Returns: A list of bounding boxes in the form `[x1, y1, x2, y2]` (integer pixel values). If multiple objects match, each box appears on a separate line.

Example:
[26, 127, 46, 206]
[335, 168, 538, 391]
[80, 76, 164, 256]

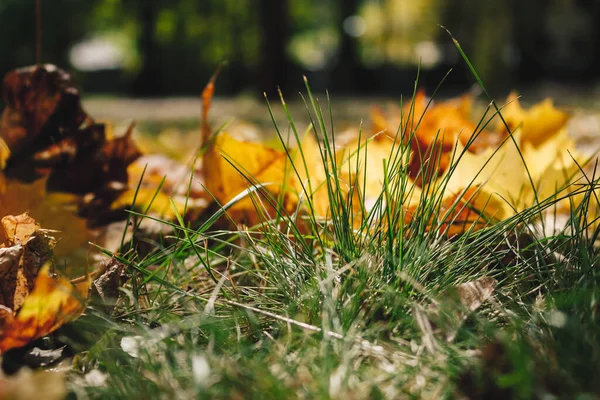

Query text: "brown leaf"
[0, 65, 142, 211]
[91, 258, 127, 314]
[0, 64, 86, 163]
[0, 245, 25, 311]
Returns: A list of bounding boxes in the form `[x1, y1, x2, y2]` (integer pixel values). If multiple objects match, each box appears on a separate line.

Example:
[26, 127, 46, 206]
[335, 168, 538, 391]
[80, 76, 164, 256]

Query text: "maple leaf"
[203, 131, 290, 224]
[498, 93, 570, 147]
[368, 90, 585, 236]
[0, 65, 145, 229]
[371, 91, 499, 187]
[442, 117, 584, 219]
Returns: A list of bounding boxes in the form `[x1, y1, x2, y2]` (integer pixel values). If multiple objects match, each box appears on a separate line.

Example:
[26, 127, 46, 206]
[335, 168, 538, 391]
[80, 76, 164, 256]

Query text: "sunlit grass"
[62, 46, 600, 399]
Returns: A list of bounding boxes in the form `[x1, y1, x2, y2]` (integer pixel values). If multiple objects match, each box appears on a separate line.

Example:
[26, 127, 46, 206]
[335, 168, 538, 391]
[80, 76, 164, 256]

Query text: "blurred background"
[2, 0, 600, 118]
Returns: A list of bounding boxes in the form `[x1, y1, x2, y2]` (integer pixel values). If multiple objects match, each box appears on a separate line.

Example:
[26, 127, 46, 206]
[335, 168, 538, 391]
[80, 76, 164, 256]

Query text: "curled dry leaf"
[90, 258, 127, 314]
[0, 64, 86, 170]
[0, 213, 54, 312]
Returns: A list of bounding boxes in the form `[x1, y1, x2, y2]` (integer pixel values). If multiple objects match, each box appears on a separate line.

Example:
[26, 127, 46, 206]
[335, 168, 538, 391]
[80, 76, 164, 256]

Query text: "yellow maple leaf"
[203, 132, 290, 224]
[498, 93, 570, 147]
[337, 131, 422, 215]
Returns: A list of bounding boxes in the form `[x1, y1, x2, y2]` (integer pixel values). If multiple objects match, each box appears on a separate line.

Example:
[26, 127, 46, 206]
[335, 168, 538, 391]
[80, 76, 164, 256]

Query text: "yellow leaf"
[0, 176, 95, 274]
[0, 138, 9, 171]
[499, 93, 570, 147]
[337, 132, 421, 212]
[203, 132, 289, 224]
[110, 188, 187, 220]
[288, 133, 330, 217]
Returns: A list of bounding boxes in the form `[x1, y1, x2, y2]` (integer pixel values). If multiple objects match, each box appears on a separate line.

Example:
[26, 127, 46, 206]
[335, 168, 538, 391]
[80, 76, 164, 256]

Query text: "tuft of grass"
[62, 44, 600, 399]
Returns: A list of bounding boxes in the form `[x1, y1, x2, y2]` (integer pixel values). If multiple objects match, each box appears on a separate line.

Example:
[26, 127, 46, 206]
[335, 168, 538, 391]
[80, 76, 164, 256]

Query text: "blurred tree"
[133, 0, 161, 95]
[577, 0, 600, 78]
[0, 0, 96, 89]
[332, 0, 361, 91]
[258, 0, 291, 95]
[3, 0, 600, 98]
[440, 0, 512, 93]
[511, 0, 548, 83]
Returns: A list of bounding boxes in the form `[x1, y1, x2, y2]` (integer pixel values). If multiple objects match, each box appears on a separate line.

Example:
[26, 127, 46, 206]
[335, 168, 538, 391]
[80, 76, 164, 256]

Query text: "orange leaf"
[0, 263, 90, 353]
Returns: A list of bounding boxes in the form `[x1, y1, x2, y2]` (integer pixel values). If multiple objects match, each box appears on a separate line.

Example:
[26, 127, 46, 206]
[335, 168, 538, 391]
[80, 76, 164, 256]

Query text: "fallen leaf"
[0, 213, 40, 245]
[90, 258, 127, 314]
[125, 153, 209, 218]
[0, 176, 95, 266]
[0, 64, 86, 169]
[0, 214, 55, 312]
[203, 131, 289, 224]
[499, 93, 570, 147]
[0, 65, 145, 229]
[0, 263, 90, 353]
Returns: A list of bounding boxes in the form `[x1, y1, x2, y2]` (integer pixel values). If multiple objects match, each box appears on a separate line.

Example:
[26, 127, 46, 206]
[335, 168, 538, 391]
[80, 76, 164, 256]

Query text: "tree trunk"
[257, 0, 290, 95]
[511, 0, 549, 83]
[133, 0, 162, 96]
[333, 0, 361, 92]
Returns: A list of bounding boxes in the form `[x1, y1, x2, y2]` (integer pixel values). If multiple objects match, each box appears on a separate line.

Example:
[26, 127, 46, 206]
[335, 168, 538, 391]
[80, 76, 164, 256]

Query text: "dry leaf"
[1, 213, 40, 245]
[0, 64, 86, 167]
[0, 214, 55, 312]
[0, 65, 147, 230]
[90, 258, 127, 314]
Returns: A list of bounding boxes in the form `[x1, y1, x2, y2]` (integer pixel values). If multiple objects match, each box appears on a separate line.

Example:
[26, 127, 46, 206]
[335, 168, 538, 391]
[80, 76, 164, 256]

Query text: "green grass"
[54, 48, 600, 399]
